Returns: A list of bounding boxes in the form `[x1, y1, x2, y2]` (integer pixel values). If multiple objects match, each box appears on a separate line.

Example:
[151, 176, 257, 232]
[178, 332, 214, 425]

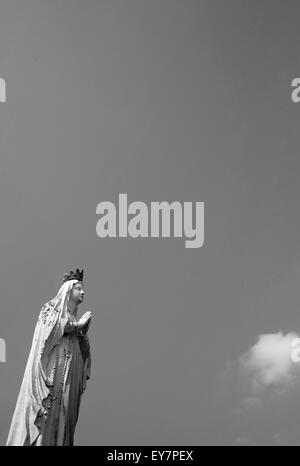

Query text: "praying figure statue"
[6, 268, 91, 446]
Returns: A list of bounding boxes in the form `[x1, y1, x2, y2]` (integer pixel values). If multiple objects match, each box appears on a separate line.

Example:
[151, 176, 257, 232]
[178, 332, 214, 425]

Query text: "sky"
[1, 0, 300, 446]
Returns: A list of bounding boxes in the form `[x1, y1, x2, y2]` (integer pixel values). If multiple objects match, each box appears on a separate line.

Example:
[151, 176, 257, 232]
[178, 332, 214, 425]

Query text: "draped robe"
[6, 280, 91, 446]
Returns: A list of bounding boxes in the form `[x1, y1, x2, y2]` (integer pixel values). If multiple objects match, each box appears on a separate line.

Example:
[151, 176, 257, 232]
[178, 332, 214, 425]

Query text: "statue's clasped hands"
[78, 311, 92, 335]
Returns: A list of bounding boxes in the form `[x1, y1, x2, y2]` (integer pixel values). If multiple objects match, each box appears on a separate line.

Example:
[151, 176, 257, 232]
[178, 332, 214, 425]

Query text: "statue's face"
[70, 282, 85, 304]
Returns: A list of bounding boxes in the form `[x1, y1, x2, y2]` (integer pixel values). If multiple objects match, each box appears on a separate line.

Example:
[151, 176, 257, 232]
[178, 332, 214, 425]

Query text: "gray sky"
[1, 0, 300, 445]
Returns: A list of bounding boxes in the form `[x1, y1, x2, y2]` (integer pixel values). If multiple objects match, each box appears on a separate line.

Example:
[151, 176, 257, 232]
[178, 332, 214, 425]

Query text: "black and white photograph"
[1, 0, 300, 449]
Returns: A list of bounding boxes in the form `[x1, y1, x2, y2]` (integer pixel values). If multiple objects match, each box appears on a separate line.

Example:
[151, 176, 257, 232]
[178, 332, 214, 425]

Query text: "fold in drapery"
[6, 280, 91, 446]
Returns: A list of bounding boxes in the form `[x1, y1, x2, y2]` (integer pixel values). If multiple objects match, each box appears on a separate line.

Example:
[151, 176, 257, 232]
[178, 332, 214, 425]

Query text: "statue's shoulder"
[39, 300, 58, 324]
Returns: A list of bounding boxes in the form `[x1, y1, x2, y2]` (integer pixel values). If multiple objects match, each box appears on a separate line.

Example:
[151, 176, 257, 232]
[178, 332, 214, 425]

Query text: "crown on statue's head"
[62, 268, 84, 283]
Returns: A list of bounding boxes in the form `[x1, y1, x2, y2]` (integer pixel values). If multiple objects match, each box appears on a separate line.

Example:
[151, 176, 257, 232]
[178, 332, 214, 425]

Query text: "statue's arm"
[39, 304, 82, 337]
[64, 319, 82, 336]
[64, 314, 91, 336]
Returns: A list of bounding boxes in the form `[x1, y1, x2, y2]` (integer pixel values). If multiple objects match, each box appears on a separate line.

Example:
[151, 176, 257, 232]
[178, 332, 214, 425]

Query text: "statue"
[6, 269, 91, 446]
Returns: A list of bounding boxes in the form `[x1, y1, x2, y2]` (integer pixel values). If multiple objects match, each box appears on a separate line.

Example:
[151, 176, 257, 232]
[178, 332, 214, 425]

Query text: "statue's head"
[69, 281, 85, 305]
[62, 268, 85, 305]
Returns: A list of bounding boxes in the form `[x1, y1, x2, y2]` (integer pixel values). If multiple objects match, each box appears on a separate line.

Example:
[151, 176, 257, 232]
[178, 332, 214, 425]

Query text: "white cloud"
[239, 332, 300, 403]
[220, 332, 300, 444]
